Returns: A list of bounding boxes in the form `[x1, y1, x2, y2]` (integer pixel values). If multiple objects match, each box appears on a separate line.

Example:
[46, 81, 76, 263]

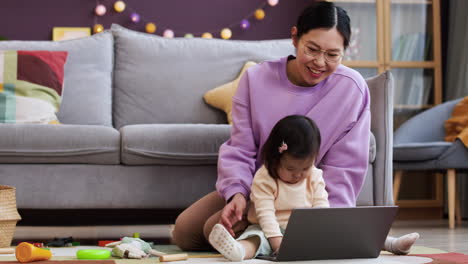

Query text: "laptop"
[257, 206, 398, 261]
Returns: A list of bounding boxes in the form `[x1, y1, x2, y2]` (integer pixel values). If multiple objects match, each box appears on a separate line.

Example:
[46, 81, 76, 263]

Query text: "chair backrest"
[394, 99, 462, 144]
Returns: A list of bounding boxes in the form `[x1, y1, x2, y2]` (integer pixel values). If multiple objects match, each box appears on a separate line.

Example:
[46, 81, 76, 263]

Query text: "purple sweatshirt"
[216, 56, 370, 207]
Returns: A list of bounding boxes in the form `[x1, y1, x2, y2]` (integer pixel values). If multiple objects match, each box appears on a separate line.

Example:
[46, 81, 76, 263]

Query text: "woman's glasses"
[302, 44, 343, 63]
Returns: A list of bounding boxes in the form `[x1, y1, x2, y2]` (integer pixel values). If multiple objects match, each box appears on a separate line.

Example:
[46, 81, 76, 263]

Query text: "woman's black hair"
[296, 1, 351, 49]
[261, 115, 321, 179]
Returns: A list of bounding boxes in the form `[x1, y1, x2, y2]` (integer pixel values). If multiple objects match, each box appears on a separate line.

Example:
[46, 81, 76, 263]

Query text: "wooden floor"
[14, 219, 468, 254]
[389, 219, 468, 254]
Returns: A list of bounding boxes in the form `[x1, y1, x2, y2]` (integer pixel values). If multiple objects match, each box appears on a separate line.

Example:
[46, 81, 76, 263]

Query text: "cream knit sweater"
[247, 165, 329, 238]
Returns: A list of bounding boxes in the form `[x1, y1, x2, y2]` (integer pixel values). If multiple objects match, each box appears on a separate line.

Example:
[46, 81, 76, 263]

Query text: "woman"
[173, 1, 418, 255]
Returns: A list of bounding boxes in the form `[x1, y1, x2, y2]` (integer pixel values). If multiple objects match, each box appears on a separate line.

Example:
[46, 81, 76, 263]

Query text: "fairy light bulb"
[95, 4, 106, 16]
[254, 9, 265, 20]
[220, 28, 232, 40]
[130, 13, 140, 23]
[163, 29, 174, 38]
[145, 23, 157, 33]
[268, 0, 279, 6]
[201, 32, 213, 39]
[240, 19, 250, 30]
[184, 33, 194, 38]
[114, 1, 126, 12]
[93, 24, 104, 34]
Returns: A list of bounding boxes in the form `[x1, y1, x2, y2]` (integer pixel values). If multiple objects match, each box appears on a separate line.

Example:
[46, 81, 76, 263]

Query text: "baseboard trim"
[13, 224, 173, 243]
[17, 209, 184, 226]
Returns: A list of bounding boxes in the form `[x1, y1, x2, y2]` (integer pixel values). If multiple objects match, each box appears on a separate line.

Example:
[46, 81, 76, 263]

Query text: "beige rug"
[0, 245, 445, 264]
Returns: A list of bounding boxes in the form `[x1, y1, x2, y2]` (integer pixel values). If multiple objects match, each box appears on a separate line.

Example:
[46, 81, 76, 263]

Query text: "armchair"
[393, 98, 468, 228]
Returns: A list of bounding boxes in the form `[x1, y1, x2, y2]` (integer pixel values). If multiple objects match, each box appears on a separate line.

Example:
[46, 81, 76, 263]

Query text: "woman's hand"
[268, 236, 283, 253]
[219, 193, 247, 237]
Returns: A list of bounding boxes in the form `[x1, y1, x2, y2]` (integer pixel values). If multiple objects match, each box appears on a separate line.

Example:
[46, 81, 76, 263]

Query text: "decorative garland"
[93, 0, 279, 39]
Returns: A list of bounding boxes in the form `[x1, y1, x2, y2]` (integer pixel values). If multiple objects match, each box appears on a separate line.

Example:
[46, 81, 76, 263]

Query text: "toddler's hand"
[268, 236, 283, 253]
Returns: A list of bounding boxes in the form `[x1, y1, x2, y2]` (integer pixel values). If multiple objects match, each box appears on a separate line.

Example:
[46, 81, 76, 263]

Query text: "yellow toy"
[15, 242, 52, 263]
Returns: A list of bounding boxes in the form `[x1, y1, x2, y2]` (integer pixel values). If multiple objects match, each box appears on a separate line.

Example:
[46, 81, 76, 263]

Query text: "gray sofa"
[0, 24, 393, 223]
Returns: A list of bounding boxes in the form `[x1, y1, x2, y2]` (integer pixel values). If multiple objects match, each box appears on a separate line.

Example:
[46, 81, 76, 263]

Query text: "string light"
[95, 4, 106, 16]
[114, 1, 126, 12]
[254, 9, 266, 20]
[163, 29, 175, 38]
[201, 32, 213, 39]
[130, 13, 140, 23]
[220, 28, 232, 40]
[93, 24, 104, 33]
[93, 0, 278, 38]
[145, 23, 156, 34]
[268, 0, 279, 6]
[240, 19, 250, 30]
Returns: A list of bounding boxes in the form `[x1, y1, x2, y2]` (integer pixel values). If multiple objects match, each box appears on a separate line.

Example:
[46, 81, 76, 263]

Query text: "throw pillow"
[0, 50, 67, 124]
[203, 61, 257, 124]
[445, 96, 468, 147]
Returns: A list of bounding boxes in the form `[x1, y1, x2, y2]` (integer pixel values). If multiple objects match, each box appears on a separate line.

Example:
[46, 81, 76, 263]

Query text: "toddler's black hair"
[296, 1, 351, 49]
[261, 115, 321, 179]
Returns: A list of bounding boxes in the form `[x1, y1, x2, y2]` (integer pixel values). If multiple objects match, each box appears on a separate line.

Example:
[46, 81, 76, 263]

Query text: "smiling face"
[288, 27, 345, 87]
[277, 154, 315, 184]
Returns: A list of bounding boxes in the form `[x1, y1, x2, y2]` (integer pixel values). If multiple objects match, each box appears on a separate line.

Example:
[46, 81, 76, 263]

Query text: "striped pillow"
[0, 50, 68, 124]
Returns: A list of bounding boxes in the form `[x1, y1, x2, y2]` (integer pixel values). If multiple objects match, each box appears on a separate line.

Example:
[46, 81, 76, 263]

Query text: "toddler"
[209, 115, 419, 261]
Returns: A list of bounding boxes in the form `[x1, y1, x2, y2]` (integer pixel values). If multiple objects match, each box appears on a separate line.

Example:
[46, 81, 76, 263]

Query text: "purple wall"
[0, 0, 314, 41]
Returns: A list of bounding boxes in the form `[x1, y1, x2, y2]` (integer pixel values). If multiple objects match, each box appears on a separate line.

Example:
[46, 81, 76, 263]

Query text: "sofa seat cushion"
[0, 124, 120, 164]
[121, 124, 376, 165]
[121, 124, 231, 165]
[393, 142, 452, 161]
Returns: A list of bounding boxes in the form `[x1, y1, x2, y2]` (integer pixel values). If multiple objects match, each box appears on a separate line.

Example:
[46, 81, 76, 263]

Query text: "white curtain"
[445, 0, 468, 219]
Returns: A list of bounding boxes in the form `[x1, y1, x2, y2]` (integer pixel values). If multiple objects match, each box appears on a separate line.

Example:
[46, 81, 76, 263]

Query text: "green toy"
[76, 249, 111, 260]
[120, 237, 152, 253]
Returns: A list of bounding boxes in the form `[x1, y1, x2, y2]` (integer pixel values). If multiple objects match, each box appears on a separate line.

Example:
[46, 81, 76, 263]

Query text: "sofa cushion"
[0, 31, 114, 126]
[111, 24, 294, 129]
[0, 50, 67, 124]
[0, 124, 120, 164]
[121, 124, 376, 165]
[203, 61, 257, 125]
[121, 124, 231, 165]
[393, 142, 451, 161]
[3, 96, 59, 124]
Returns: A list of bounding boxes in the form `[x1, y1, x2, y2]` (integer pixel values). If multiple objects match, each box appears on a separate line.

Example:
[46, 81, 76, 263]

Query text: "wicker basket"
[0, 185, 21, 248]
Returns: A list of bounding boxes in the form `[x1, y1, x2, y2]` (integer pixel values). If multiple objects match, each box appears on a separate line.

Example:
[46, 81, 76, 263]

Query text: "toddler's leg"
[384, 233, 420, 255]
[209, 224, 259, 261]
[239, 237, 261, 259]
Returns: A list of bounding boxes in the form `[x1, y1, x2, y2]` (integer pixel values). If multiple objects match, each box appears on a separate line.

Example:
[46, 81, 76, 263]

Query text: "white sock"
[209, 224, 245, 262]
[384, 233, 420, 255]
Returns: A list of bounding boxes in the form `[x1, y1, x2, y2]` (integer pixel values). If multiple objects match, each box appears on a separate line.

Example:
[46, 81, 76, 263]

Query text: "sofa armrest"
[366, 71, 394, 205]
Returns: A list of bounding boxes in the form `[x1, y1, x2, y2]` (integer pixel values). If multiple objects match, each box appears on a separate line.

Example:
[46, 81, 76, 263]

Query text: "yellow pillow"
[203, 61, 257, 124]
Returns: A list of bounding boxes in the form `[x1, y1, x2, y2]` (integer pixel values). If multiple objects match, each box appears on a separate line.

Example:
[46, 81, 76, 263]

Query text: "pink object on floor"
[414, 253, 468, 264]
